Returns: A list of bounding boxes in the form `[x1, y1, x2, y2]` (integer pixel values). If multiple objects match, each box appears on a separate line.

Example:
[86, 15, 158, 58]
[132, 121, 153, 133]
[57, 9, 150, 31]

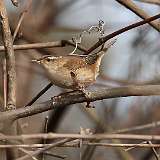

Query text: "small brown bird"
[32, 41, 115, 91]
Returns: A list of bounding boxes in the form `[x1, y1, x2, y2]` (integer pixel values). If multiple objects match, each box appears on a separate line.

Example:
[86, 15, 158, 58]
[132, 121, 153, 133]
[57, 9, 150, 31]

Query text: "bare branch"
[113, 120, 160, 133]
[2, 59, 7, 108]
[87, 13, 160, 53]
[116, 0, 160, 31]
[16, 138, 73, 160]
[19, 148, 38, 160]
[25, 82, 53, 106]
[134, 0, 160, 5]
[0, 85, 160, 121]
[148, 141, 160, 160]
[43, 152, 67, 159]
[0, 142, 160, 148]
[0, 0, 16, 110]
[1, 133, 160, 141]
[1, 14, 159, 56]
[0, 40, 87, 52]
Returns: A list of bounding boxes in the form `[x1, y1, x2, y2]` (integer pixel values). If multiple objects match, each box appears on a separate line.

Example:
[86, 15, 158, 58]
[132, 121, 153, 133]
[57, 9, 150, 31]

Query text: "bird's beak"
[31, 59, 41, 64]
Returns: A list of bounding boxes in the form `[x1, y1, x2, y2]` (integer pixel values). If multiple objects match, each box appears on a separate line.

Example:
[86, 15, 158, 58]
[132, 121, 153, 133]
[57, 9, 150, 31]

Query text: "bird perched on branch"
[32, 40, 115, 91]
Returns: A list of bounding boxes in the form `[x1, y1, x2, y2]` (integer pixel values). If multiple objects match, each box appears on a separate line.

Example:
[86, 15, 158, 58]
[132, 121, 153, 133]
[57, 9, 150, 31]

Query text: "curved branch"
[0, 84, 160, 122]
[87, 13, 160, 53]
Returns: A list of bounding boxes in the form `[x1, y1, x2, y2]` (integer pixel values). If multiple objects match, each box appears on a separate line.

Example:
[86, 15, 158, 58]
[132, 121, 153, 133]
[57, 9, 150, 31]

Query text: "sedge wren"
[32, 41, 114, 91]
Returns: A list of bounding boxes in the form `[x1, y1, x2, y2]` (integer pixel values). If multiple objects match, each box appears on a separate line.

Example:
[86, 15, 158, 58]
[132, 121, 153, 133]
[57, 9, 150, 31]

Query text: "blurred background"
[0, 0, 160, 159]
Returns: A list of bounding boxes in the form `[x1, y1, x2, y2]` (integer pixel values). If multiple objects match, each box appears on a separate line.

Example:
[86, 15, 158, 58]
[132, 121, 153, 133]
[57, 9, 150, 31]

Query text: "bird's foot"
[77, 86, 90, 99]
[78, 87, 95, 108]
[85, 101, 95, 108]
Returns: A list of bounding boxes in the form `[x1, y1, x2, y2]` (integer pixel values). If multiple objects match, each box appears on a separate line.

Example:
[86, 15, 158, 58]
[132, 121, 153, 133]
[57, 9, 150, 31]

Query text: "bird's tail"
[101, 39, 117, 52]
[85, 39, 116, 64]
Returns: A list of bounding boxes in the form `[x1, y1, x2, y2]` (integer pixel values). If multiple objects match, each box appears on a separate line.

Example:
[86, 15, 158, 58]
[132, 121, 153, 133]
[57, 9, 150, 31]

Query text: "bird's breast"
[47, 66, 97, 89]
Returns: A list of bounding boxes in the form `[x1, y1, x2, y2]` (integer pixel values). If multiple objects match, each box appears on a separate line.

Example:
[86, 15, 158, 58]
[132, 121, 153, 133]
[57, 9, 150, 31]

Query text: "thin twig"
[113, 121, 160, 133]
[80, 106, 134, 160]
[0, 132, 39, 160]
[62, 40, 87, 52]
[86, 142, 160, 148]
[1, 14, 159, 56]
[0, 142, 160, 148]
[134, 0, 160, 5]
[0, 40, 87, 52]
[16, 138, 73, 160]
[13, 0, 32, 41]
[42, 152, 67, 159]
[0, 41, 63, 51]
[25, 82, 53, 106]
[19, 148, 38, 160]
[124, 141, 148, 151]
[148, 141, 160, 160]
[3, 58, 7, 108]
[42, 116, 49, 160]
[87, 13, 160, 53]
[1, 133, 160, 141]
[116, 0, 160, 31]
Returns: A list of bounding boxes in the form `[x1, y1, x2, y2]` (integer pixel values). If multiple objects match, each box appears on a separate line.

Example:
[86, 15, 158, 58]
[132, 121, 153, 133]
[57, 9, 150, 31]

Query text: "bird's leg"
[79, 86, 94, 108]
[70, 72, 94, 108]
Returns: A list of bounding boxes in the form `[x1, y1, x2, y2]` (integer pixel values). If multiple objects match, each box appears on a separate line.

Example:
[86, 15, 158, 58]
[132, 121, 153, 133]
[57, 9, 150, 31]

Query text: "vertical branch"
[13, 0, 32, 41]
[0, 1, 17, 158]
[3, 58, 7, 108]
[0, 0, 16, 110]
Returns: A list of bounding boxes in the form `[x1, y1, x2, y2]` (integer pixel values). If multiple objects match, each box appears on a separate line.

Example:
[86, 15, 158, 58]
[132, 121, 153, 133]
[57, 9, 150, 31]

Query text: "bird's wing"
[62, 56, 87, 71]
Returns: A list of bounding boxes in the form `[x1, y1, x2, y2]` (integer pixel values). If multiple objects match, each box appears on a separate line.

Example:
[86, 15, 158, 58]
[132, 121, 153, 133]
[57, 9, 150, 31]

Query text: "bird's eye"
[46, 58, 51, 62]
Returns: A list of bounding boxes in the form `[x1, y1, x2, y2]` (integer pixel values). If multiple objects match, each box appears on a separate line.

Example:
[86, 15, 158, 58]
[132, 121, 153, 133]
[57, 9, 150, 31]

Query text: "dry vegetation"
[0, 0, 160, 159]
